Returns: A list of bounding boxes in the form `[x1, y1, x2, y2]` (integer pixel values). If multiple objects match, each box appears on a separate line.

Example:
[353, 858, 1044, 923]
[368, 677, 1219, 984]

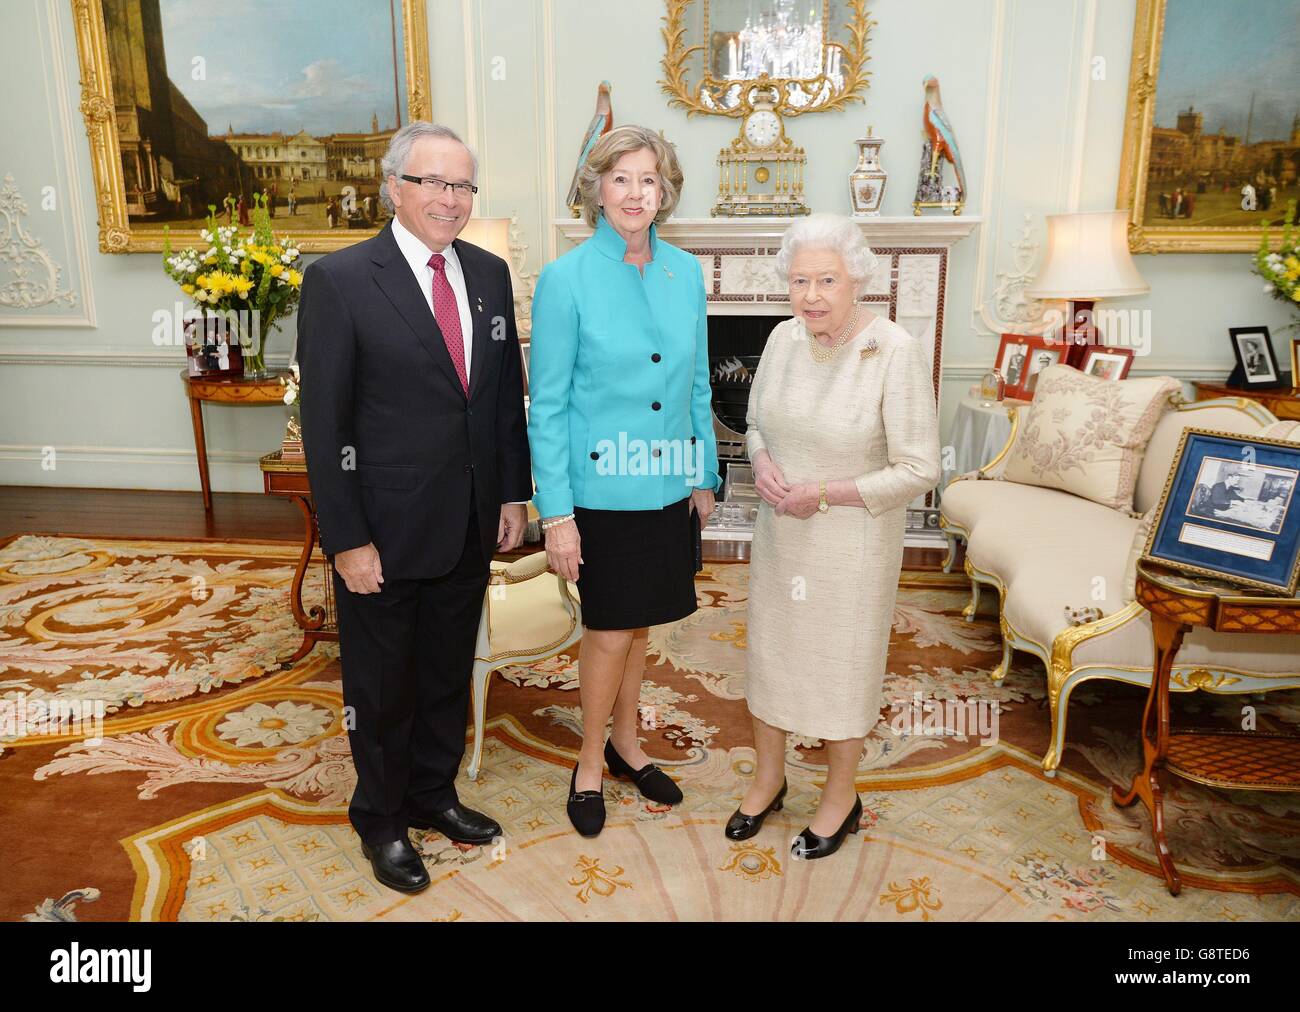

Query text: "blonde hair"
[576, 125, 684, 229]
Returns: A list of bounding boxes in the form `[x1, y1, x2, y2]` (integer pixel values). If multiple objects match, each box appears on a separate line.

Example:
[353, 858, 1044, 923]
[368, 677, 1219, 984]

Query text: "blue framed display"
[1144, 428, 1300, 595]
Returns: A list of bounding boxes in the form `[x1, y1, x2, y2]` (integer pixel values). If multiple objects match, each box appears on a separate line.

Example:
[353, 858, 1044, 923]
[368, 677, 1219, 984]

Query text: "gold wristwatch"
[817, 480, 830, 514]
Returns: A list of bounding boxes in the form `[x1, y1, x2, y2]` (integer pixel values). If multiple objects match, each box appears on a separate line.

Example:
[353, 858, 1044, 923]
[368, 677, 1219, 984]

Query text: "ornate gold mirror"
[661, 0, 872, 118]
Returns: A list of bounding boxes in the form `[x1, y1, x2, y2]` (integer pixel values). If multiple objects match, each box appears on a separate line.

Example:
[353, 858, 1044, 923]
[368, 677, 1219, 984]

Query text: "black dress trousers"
[332, 493, 490, 846]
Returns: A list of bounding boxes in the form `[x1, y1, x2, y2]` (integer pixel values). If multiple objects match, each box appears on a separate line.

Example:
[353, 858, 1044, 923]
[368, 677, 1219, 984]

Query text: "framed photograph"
[72, 0, 431, 253]
[994, 334, 1062, 401]
[1290, 336, 1300, 387]
[1080, 345, 1136, 381]
[184, 316, 243, 378]
[1144, 428, 1300, 594]
[1228, 326, 1285, 388]
[1116, 0, 1300, 254]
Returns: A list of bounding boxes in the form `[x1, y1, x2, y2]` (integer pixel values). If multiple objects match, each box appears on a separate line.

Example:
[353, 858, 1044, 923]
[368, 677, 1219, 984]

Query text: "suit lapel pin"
[476, 296, 483, 312]
[663, 265, 674, 279]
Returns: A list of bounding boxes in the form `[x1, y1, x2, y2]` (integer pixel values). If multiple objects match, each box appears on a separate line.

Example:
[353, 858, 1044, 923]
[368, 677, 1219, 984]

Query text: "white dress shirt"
[390, 215, 529, 511]
[390, 214, 475, 378]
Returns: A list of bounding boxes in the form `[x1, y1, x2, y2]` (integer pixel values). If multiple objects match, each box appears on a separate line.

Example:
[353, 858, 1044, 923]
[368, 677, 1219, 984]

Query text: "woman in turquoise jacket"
[527, 125, 720, 837]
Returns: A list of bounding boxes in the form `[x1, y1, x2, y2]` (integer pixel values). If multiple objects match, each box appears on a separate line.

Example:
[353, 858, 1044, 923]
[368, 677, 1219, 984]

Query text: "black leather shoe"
[567, 764, 606, 838]
[408, 804, 502, 845]
[360, 838, 430, 892]
[791, 795, 863, 861]
[604, 738, 683, 805]
[724, 778, 788, 841]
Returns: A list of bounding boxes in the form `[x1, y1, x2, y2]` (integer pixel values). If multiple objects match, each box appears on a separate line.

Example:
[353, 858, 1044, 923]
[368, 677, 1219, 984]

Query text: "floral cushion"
[1003, 364, 1181, 511]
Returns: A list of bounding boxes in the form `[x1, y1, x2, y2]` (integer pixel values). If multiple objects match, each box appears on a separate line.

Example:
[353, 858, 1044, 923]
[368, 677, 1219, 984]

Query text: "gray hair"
[774, 213, 879, 296]
[379, 122, 478, 212]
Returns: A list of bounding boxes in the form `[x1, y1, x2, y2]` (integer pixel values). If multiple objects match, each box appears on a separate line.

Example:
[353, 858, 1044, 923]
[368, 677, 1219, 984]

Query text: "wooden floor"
[0, 485, 957, 569]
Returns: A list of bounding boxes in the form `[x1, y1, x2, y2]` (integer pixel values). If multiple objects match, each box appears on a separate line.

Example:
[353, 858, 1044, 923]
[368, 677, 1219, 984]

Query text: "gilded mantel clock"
[716, 90, 807, 217]
[660, 0, 873, 218]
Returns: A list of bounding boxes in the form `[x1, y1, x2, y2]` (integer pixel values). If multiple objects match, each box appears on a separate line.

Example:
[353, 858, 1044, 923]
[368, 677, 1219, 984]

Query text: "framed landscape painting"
[73, 0, 431, 252]
[1117, 0, 1300, 253]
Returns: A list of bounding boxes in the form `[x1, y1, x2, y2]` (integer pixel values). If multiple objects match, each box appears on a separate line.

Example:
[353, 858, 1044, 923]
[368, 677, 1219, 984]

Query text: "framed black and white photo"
[1228, 326, 1285, 388]
[1145, 427, 1300, 594]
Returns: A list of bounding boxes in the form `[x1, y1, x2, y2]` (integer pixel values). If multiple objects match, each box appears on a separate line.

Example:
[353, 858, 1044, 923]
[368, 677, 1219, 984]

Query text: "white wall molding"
[539, 0, 557, 264]
[0, 442, 268, 494]
[969, 0, 1098, 340]
[0, 0, 97, 329]
[940, 361, 1232, 382]
[0, 349, 293, 367]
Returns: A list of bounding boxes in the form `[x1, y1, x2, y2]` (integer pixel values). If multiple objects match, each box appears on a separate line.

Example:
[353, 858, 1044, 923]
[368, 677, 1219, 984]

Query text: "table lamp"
[1025, 210, 1149, 366]
[458, 217, 525, 307]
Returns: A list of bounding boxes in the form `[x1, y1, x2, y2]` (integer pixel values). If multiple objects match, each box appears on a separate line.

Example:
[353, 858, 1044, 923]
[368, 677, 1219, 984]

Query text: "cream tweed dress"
[744, 313, 941, 740]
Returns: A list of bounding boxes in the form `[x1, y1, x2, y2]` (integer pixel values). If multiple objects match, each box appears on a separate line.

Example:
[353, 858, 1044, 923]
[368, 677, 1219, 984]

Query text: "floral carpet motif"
[3, 536, 1297, 922]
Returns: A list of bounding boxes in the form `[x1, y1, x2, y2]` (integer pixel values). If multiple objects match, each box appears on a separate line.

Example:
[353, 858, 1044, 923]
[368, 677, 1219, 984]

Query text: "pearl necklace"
[807, 306, 862, 363]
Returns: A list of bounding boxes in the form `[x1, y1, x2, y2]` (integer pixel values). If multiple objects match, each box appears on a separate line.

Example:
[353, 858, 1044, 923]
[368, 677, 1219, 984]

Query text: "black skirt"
[573, 495, 700, 630]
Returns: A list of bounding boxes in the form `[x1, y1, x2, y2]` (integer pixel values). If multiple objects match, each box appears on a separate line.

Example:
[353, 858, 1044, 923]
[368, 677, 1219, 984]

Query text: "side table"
[1112, 557, 1300, 895]
[259, 450, 338, 666]
[182, 369, 291, 511]
[944, 390, 1025, 482]
[1193, 380, 1300, 421]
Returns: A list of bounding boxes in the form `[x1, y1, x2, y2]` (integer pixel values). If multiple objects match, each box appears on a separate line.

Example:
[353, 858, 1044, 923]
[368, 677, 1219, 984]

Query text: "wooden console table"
[1193, 380, 1300, 421]
[1112, 558, 1300, 895]
[259, 450, 337, 666]
[183, 369, 292, 511]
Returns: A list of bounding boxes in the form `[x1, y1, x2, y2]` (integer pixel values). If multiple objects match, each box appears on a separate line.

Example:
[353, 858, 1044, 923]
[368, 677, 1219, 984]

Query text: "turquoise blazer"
[527, 212, 721, 518]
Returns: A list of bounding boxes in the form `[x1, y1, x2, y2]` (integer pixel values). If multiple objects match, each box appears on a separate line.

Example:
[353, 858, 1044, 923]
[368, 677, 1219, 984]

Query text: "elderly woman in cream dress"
[728, 213, 942, 860]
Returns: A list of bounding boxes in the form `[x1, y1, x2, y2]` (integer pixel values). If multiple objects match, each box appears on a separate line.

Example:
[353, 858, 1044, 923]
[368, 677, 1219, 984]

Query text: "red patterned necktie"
[428, 252, 469, 396]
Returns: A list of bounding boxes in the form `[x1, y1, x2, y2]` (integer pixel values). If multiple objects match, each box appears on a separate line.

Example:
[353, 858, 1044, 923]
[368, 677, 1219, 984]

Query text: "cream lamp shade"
[458, 217, 523, 295]
[1025, 210, 1149, 299]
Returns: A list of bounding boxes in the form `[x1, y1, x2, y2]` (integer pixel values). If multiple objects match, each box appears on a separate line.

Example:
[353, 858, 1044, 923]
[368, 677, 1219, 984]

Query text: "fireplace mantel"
[549, 214, 982, 549]
[555, 215, 981, 248]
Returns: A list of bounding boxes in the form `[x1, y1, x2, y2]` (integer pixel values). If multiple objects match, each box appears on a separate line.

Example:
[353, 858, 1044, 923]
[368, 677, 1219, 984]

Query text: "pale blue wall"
[1, 0, 1295, 494]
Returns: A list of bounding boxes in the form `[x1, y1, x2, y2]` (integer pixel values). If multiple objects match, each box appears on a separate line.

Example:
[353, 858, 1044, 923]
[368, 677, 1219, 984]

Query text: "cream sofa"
[939, 393, 1300, 775]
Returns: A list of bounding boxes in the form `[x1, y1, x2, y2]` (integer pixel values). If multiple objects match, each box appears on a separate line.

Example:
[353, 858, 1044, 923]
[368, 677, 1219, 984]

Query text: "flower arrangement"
[1253, 199, 1300, 332]
[162, 193, 304, 374]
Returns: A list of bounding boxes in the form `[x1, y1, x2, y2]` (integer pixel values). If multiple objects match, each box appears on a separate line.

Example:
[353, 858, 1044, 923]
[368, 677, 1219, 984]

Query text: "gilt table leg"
[1112, 612, 1186, 895]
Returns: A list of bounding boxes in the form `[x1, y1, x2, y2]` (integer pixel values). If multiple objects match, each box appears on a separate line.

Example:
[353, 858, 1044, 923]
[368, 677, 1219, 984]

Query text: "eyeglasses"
[399, 174, 478, 197]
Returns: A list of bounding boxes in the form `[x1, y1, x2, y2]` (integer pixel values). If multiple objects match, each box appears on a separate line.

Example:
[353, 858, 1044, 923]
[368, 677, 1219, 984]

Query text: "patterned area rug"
[2, 534, 1297, 922]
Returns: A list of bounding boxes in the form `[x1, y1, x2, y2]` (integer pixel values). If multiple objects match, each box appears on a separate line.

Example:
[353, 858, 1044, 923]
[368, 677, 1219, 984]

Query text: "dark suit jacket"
[297, 222, 532, 580]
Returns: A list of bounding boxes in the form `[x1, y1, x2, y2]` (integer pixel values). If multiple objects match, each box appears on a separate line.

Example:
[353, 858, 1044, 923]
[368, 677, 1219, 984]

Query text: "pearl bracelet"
[540, 513, 575, 531]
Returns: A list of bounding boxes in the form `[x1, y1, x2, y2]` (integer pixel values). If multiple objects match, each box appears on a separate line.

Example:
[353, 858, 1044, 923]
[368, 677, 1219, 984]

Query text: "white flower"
[215, 700, 332, 748]
[282, 389, 295, 405]
[1264, 283, 1275, 293]
[291, 362, 300, 380]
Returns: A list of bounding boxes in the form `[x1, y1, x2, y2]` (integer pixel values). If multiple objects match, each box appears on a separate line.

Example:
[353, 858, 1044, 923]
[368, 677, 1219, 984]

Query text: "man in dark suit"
[297, 122, 531, 893]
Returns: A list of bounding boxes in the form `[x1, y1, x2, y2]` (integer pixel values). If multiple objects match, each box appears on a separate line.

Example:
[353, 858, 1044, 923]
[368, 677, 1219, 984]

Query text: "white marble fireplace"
[553, 215, 981, 547]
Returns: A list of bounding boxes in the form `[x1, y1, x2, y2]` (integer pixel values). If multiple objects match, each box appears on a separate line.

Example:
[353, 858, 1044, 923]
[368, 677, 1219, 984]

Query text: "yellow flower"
[286, 269, 303, 287]
[269, 263, 284, 277]
[181, 283, 195, 294]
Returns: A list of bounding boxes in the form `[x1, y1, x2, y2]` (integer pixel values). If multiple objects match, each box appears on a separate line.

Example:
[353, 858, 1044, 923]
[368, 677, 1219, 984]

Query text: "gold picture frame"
[660, 0, 872, 119]
[71, 0, 431, 253]
[1116, 0, 1299, 254]
[1142, 427, 1300, 595]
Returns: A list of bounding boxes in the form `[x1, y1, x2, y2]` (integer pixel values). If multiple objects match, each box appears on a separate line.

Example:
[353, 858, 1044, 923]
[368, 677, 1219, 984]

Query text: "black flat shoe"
[567, 764, 606, 838]
[604, 738, 683, 805]
[791, 796, 863, 861]
[724, 778, 788, 841]
[360, 838, 430, 892]
[408, 804, 502, 845]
